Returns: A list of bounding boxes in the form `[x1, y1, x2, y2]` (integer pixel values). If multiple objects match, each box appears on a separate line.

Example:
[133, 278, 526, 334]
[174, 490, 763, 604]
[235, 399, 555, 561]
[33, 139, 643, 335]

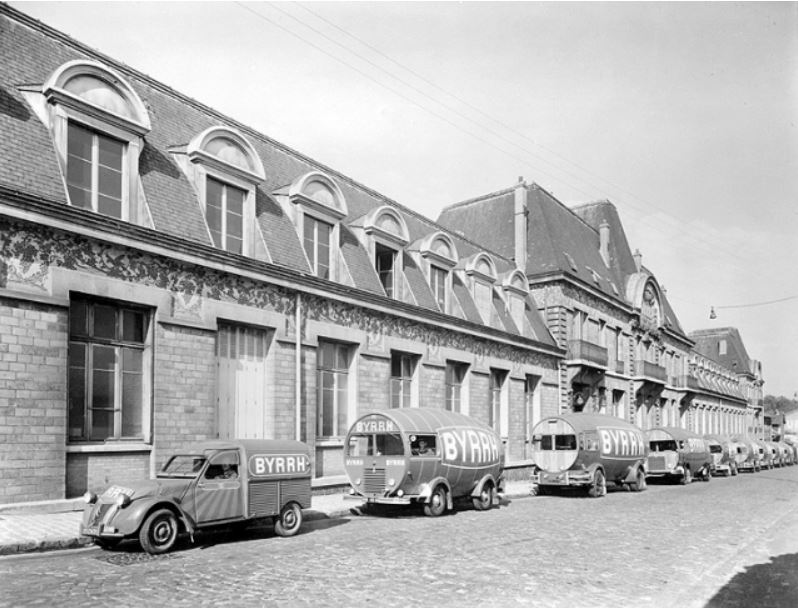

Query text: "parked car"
[530, 413, 648, 498]
[732, 436, 762, 472]
[753, 439, 775, 470]
[704, 435, 739, 476]
[80, 439, 312, 554]
[344, 408, 504, 516]
[777, 441, 795, 466]
[646, 427, 712, 484]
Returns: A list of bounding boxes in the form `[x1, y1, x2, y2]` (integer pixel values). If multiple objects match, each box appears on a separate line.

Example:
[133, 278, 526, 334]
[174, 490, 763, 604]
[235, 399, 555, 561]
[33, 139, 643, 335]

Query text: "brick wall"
[469, 371, 490, 427]
[358, 355, 390, 412]
[67, 452, 149, 497]
[419, 363, 445, 409]
[152, 322, 217, 468]
[0, 297, 67, 503]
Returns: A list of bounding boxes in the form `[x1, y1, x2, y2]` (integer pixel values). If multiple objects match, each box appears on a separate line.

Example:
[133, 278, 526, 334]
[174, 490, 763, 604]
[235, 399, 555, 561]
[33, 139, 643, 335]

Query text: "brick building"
[0, 5, 563, 503]
[438, 181, 759, 435]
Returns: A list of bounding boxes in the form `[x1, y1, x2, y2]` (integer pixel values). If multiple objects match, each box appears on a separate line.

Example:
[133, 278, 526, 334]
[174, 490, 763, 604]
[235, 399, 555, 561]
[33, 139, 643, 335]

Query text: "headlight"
[354, 478, 361, 486]
[396, 490, 404, 497]
[114, 493, 131, 508]
[83, 491, 97, 505]
[387, 478, 396, 488]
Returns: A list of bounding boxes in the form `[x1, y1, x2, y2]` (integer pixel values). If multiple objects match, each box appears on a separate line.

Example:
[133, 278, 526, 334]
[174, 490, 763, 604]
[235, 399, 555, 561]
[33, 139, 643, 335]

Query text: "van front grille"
[363, 468, 385, 494]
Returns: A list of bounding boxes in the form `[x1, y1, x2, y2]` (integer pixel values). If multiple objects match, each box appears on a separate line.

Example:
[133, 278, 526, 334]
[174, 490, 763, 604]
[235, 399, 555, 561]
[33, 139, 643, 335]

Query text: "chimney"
[514, 176, 528, 271]
[633, 249, 642, 272]
[598, 220, 610, 267]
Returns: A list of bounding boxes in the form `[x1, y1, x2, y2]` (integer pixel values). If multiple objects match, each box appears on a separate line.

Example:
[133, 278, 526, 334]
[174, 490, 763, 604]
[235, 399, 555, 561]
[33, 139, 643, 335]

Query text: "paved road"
[2, 466, 798, 608]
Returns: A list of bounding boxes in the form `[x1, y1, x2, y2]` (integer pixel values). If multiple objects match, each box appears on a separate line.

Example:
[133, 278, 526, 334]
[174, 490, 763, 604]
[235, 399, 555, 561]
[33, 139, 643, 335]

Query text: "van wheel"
[139, 508, 178, 555]
[424, 485, 447, 517]
[473, 482, 495, 511]
[680, 467, 692, 485]
[588, 470, 606, 498]
[630, 468, 647, 492]
[274, 502, 303, 537]
[731, 464, 738, 476]
[703, 467, 712, 482]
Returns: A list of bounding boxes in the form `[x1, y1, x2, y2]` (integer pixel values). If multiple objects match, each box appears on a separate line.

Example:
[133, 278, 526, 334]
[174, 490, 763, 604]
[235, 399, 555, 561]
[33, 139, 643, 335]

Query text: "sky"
[12, 1, 798, 397]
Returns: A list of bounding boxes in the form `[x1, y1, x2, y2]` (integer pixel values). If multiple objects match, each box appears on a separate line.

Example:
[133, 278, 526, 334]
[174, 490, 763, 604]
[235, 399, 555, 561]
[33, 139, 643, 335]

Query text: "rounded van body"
[646, 427, 712, 484]
[344, 408, 504, 516]
[80, 439, 311, 554]
[530, 413, 648, 498]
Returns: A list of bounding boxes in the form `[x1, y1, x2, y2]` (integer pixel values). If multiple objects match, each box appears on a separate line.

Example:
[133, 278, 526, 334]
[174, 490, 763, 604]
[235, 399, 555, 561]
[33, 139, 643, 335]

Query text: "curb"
[0, 489, 533, 557]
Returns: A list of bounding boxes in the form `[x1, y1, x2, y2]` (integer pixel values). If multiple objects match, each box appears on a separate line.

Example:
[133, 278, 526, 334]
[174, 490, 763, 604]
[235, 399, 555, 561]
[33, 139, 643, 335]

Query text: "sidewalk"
[0, 480, 532, 556]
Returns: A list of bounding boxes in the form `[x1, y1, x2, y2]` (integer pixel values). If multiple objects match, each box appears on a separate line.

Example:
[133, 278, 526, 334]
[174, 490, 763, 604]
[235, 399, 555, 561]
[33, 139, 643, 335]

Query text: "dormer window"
[42, 60, 151, 222]
[180, 126, 265, 256]
[418, 232, 458, 314]
[465, 253, 497, 324]
[361, 206, 409, 299]
[501, 270, 529, 332]
[287, 172, 347, 280]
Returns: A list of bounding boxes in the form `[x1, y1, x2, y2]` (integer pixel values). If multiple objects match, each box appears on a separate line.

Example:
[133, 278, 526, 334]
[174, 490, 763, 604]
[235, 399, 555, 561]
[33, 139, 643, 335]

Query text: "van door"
[195, 450, 244, 524]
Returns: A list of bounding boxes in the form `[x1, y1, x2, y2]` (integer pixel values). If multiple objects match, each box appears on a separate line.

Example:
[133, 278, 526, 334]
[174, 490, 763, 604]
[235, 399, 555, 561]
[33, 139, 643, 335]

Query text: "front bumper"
[532, 470, 593, 487]
[646, 465, 684, 478]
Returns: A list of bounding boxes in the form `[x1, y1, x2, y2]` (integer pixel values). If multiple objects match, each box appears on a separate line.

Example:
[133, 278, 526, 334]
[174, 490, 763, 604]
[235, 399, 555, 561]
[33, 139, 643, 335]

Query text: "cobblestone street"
[3, 467, 798, 608]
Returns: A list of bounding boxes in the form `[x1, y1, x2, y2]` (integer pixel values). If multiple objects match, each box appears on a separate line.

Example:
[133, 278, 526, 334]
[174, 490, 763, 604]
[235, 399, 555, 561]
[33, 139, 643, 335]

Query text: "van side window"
[205, 451, 239, 480]
[410, 435, 437, 456]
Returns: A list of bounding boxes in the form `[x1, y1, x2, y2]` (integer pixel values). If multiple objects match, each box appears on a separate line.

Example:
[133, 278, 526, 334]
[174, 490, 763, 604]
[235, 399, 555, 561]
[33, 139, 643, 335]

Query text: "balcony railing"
[567, 340, 608, 367]
[680, 374, 701, 390]
[635, 360, 667, 383]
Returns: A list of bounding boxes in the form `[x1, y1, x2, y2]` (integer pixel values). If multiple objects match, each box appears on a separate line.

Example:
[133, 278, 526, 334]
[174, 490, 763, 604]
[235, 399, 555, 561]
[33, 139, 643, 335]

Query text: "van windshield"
[709, 445, 722, 453]
[159, 455, 206, 478]
[650, 440, 678, 452]
[347, 433, 404, 457]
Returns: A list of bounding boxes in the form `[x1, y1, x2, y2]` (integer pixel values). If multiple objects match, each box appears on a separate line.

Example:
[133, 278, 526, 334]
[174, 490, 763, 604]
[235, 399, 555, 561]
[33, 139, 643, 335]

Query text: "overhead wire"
[235, 2, 785, 289]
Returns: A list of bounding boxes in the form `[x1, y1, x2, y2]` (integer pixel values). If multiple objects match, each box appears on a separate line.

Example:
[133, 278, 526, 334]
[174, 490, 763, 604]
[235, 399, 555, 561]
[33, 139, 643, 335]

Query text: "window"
[41, 61, 151, 224]
[445, 361, 468, 412]
[304, 215, 333, 279]
[317, 341, 350, 437]
[206, 177, 245, 254]
[489, 368, 507, 433]
[375, 243, 397, 297]
[430, 265, 447, 312]
[473, 279, 493, 323]
[719, 339, 727, 356]
[390, 352, 417, 409]
[66, 122, 125, 218]
[68, 296, 149, 441]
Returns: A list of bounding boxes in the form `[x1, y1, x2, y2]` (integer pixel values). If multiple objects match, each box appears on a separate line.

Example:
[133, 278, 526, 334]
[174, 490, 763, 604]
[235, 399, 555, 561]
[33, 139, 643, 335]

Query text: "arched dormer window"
[362, 206, 409, 298]
[464, 253, 497, 324]
[419, 232, 458, 313]
[500, 269, 529, 331]
[184, 126, 264, 255]
[289, 172, 347, 280]
[42, 60, 151, 222]
[626, 274, 663, 332]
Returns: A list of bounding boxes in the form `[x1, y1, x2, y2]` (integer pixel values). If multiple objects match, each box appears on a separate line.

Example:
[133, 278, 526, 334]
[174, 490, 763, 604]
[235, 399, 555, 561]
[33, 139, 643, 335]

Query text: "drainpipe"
[295, 293, 302, 442]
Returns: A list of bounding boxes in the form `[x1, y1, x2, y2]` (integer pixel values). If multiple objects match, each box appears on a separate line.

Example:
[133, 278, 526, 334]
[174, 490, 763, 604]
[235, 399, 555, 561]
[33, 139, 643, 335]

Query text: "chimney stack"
[598, 220, 610, 267]
[514, 177, 528, 271]
[633, 249, 642, 272]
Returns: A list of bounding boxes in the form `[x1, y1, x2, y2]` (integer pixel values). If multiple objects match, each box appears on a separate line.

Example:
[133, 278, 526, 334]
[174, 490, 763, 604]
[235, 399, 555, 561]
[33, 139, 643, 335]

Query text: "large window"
[66, 122, 125, 219]
[206, 177, 245, 254]
[445, 361, 468, 412]
[375, 243, 397, 297]
[317, 341, 350, 437]
[489, 368, 508, 434]
[390, 352, 417, 409]
[430, 265, 447, 312]
[304, 215, 333, 279]
[68, 296, 149, 441]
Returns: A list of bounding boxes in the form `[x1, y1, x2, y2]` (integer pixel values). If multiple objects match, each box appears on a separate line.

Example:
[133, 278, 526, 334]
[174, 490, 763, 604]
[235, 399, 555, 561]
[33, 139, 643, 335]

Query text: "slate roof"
[0, 5, 558, 350]
[439, 182, 689, 338]
[690, 327, 756, 377]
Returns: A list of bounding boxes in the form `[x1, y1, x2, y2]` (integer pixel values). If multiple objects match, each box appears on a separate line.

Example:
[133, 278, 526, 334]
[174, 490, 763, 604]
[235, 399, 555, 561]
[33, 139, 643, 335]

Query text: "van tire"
[274, 502, 303, 537]
[472, 482, 494, 511]
[630, 468, 647, 492]
[424, 485, 447, 517]
[680, 467, 692, 485]
[588, 470, 606, 498]
[139, 508, 179, 555]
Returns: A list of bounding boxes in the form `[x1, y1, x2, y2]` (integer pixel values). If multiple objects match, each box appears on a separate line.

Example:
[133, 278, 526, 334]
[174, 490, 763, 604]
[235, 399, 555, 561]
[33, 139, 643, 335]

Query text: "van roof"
[351, 408, 492, 435]
[186, 439, 310, 456]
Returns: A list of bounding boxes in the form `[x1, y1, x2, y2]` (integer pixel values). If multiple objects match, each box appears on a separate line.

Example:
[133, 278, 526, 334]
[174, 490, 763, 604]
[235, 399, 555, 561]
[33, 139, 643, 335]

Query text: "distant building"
[438, 182, 757, 435]
[690, 327, 765, 437]
[0, 5, 562, 503]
